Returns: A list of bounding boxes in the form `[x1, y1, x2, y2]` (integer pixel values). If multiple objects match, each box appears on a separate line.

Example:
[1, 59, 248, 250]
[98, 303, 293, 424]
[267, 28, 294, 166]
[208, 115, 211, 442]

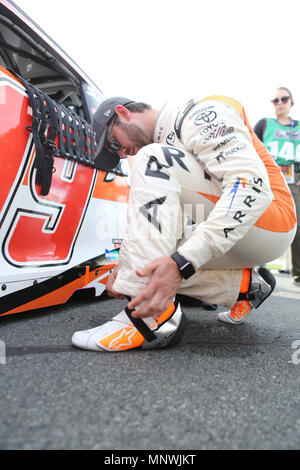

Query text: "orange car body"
[0, 0, 130, 316]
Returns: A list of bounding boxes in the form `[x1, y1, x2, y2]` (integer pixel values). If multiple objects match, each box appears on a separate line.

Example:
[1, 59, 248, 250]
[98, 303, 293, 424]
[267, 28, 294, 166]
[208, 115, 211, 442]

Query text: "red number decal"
[0, 72, 96, 267]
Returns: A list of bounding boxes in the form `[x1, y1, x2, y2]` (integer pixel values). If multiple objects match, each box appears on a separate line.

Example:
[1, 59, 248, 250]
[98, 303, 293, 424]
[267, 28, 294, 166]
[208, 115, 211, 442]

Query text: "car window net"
[19, 76, 98, 195]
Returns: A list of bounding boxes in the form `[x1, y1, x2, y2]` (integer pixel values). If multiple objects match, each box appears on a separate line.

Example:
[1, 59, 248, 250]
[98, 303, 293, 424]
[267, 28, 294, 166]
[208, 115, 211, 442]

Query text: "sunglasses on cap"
[271, 96, 290, 104]
[105, 115, 122, 153]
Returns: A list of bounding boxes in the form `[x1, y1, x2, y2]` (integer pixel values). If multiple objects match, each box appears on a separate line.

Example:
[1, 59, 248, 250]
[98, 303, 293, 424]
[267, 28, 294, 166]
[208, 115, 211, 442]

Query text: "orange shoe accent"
[156, 301, 176, 327]
[240, 268, 251, 293]
[98, 302, 176, 351]
[228, 269, 251, 320]
[229, 300, 252, 321]
[99, 325, 144, 351]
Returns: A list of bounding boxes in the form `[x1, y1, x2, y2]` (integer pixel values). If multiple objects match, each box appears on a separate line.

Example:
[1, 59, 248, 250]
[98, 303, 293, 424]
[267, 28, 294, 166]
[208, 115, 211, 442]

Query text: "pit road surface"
[0, 272, 299, 450]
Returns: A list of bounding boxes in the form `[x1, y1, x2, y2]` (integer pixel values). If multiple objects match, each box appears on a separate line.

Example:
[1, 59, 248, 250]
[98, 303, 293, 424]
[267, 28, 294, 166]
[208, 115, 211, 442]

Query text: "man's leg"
[217, 266, 276, 324]
[112, 144, 276, 326]
[112, 144, 244, 305]
[71, 144, 275, 351]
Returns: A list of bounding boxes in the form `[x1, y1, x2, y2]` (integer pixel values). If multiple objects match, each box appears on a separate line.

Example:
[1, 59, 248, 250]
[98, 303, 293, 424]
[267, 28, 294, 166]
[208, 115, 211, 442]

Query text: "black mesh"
[19, 76, 98, 195]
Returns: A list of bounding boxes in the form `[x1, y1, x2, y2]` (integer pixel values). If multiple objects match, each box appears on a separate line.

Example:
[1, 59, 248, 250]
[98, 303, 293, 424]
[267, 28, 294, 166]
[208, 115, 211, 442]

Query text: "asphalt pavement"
[0, 271, 299, 451]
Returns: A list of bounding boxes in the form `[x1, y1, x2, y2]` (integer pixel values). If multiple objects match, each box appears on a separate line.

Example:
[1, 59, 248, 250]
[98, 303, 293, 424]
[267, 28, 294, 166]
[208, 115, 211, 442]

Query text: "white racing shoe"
[72, 301, 187, 352]
[217, 267, 276, 325]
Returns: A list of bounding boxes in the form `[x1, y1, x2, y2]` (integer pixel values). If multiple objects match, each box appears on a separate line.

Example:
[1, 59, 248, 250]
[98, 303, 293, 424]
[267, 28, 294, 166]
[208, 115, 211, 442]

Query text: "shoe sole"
[217, 311, 244, 324]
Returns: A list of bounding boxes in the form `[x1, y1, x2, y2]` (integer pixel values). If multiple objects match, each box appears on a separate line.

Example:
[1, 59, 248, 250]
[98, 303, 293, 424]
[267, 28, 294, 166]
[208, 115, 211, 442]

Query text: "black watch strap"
[170, 251, 195, 280]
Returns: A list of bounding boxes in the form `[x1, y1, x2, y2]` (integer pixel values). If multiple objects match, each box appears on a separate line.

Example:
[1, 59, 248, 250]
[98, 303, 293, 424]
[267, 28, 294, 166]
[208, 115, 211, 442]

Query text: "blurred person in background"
[254, 87, 300, 286]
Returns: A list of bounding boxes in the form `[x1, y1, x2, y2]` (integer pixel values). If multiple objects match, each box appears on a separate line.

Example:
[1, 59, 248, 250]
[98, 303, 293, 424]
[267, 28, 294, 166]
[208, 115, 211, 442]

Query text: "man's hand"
[106, 268, 126, 299]
[128, 256, 182, 319]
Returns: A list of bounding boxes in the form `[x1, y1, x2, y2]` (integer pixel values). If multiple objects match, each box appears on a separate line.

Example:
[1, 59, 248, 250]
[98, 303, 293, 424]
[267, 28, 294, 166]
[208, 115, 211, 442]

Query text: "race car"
[0, 0, 130, 316]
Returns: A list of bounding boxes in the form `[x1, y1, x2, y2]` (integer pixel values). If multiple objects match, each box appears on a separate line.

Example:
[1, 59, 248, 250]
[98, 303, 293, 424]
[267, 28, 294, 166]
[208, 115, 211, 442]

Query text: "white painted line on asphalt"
[273, 291, 300, 300]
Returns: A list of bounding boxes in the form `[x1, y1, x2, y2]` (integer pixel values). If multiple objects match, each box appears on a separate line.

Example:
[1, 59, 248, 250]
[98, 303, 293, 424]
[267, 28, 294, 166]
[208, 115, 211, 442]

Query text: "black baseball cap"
[92, 96, 134, 171]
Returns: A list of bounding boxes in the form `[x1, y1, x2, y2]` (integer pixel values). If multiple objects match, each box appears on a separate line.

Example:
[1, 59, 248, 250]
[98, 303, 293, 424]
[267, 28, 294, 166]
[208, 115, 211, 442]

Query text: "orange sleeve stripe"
[243, 110, 296, 232]
[201, 96, 296, 233]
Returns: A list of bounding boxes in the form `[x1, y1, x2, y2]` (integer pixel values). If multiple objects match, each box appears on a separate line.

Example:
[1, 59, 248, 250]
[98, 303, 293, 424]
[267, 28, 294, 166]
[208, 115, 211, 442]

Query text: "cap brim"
[92, 96, 134, 171]
[94, 133, 120, 171]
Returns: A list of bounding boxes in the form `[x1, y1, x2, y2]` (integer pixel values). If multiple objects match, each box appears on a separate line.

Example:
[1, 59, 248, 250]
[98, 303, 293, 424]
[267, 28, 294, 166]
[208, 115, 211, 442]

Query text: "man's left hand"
[128, 256, 182, 319]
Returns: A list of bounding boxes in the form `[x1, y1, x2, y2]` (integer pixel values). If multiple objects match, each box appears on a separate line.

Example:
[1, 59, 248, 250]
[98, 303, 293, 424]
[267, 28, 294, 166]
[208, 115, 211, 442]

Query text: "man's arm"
[177, 99, 273, 270]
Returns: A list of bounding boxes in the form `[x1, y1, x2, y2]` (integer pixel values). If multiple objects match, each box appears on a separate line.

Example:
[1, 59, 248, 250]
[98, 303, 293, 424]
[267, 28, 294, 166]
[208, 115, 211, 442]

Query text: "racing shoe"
[217, 267, 276, 325]
[71, 300, 187, 352]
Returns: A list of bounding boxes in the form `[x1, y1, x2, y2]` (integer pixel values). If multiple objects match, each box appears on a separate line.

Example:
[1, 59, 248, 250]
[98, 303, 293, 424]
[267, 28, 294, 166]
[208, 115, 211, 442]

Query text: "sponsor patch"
[105, 249, 119, 260]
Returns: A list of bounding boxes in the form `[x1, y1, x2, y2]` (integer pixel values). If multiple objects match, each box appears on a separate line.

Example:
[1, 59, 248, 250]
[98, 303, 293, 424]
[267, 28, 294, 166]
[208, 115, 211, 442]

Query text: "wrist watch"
[170, 251, 196, 279]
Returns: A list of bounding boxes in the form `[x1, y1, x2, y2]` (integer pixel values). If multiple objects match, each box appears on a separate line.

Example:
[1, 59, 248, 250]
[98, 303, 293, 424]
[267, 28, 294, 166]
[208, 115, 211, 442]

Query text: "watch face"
[171, 252, 195, 279]
[182, 263, 195, 279]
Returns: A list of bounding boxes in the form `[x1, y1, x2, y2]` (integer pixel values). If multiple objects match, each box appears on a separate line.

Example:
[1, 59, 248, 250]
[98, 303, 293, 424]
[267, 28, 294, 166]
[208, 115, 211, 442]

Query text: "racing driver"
[71, 95, 297, 352]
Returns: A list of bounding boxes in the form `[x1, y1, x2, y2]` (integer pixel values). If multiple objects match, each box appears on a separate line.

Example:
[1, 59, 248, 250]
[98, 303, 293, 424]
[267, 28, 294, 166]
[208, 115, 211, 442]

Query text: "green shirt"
[262, 118, 300, 166]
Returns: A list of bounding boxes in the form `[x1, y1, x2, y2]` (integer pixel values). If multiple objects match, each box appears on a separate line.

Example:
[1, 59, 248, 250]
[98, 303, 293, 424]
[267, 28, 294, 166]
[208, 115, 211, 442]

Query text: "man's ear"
[115, 105, 131, 121]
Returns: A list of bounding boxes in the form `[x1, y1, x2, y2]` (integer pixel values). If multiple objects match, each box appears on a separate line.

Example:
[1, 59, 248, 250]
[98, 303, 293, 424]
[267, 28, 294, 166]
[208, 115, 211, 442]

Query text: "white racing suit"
[113, 96, 297, 308]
